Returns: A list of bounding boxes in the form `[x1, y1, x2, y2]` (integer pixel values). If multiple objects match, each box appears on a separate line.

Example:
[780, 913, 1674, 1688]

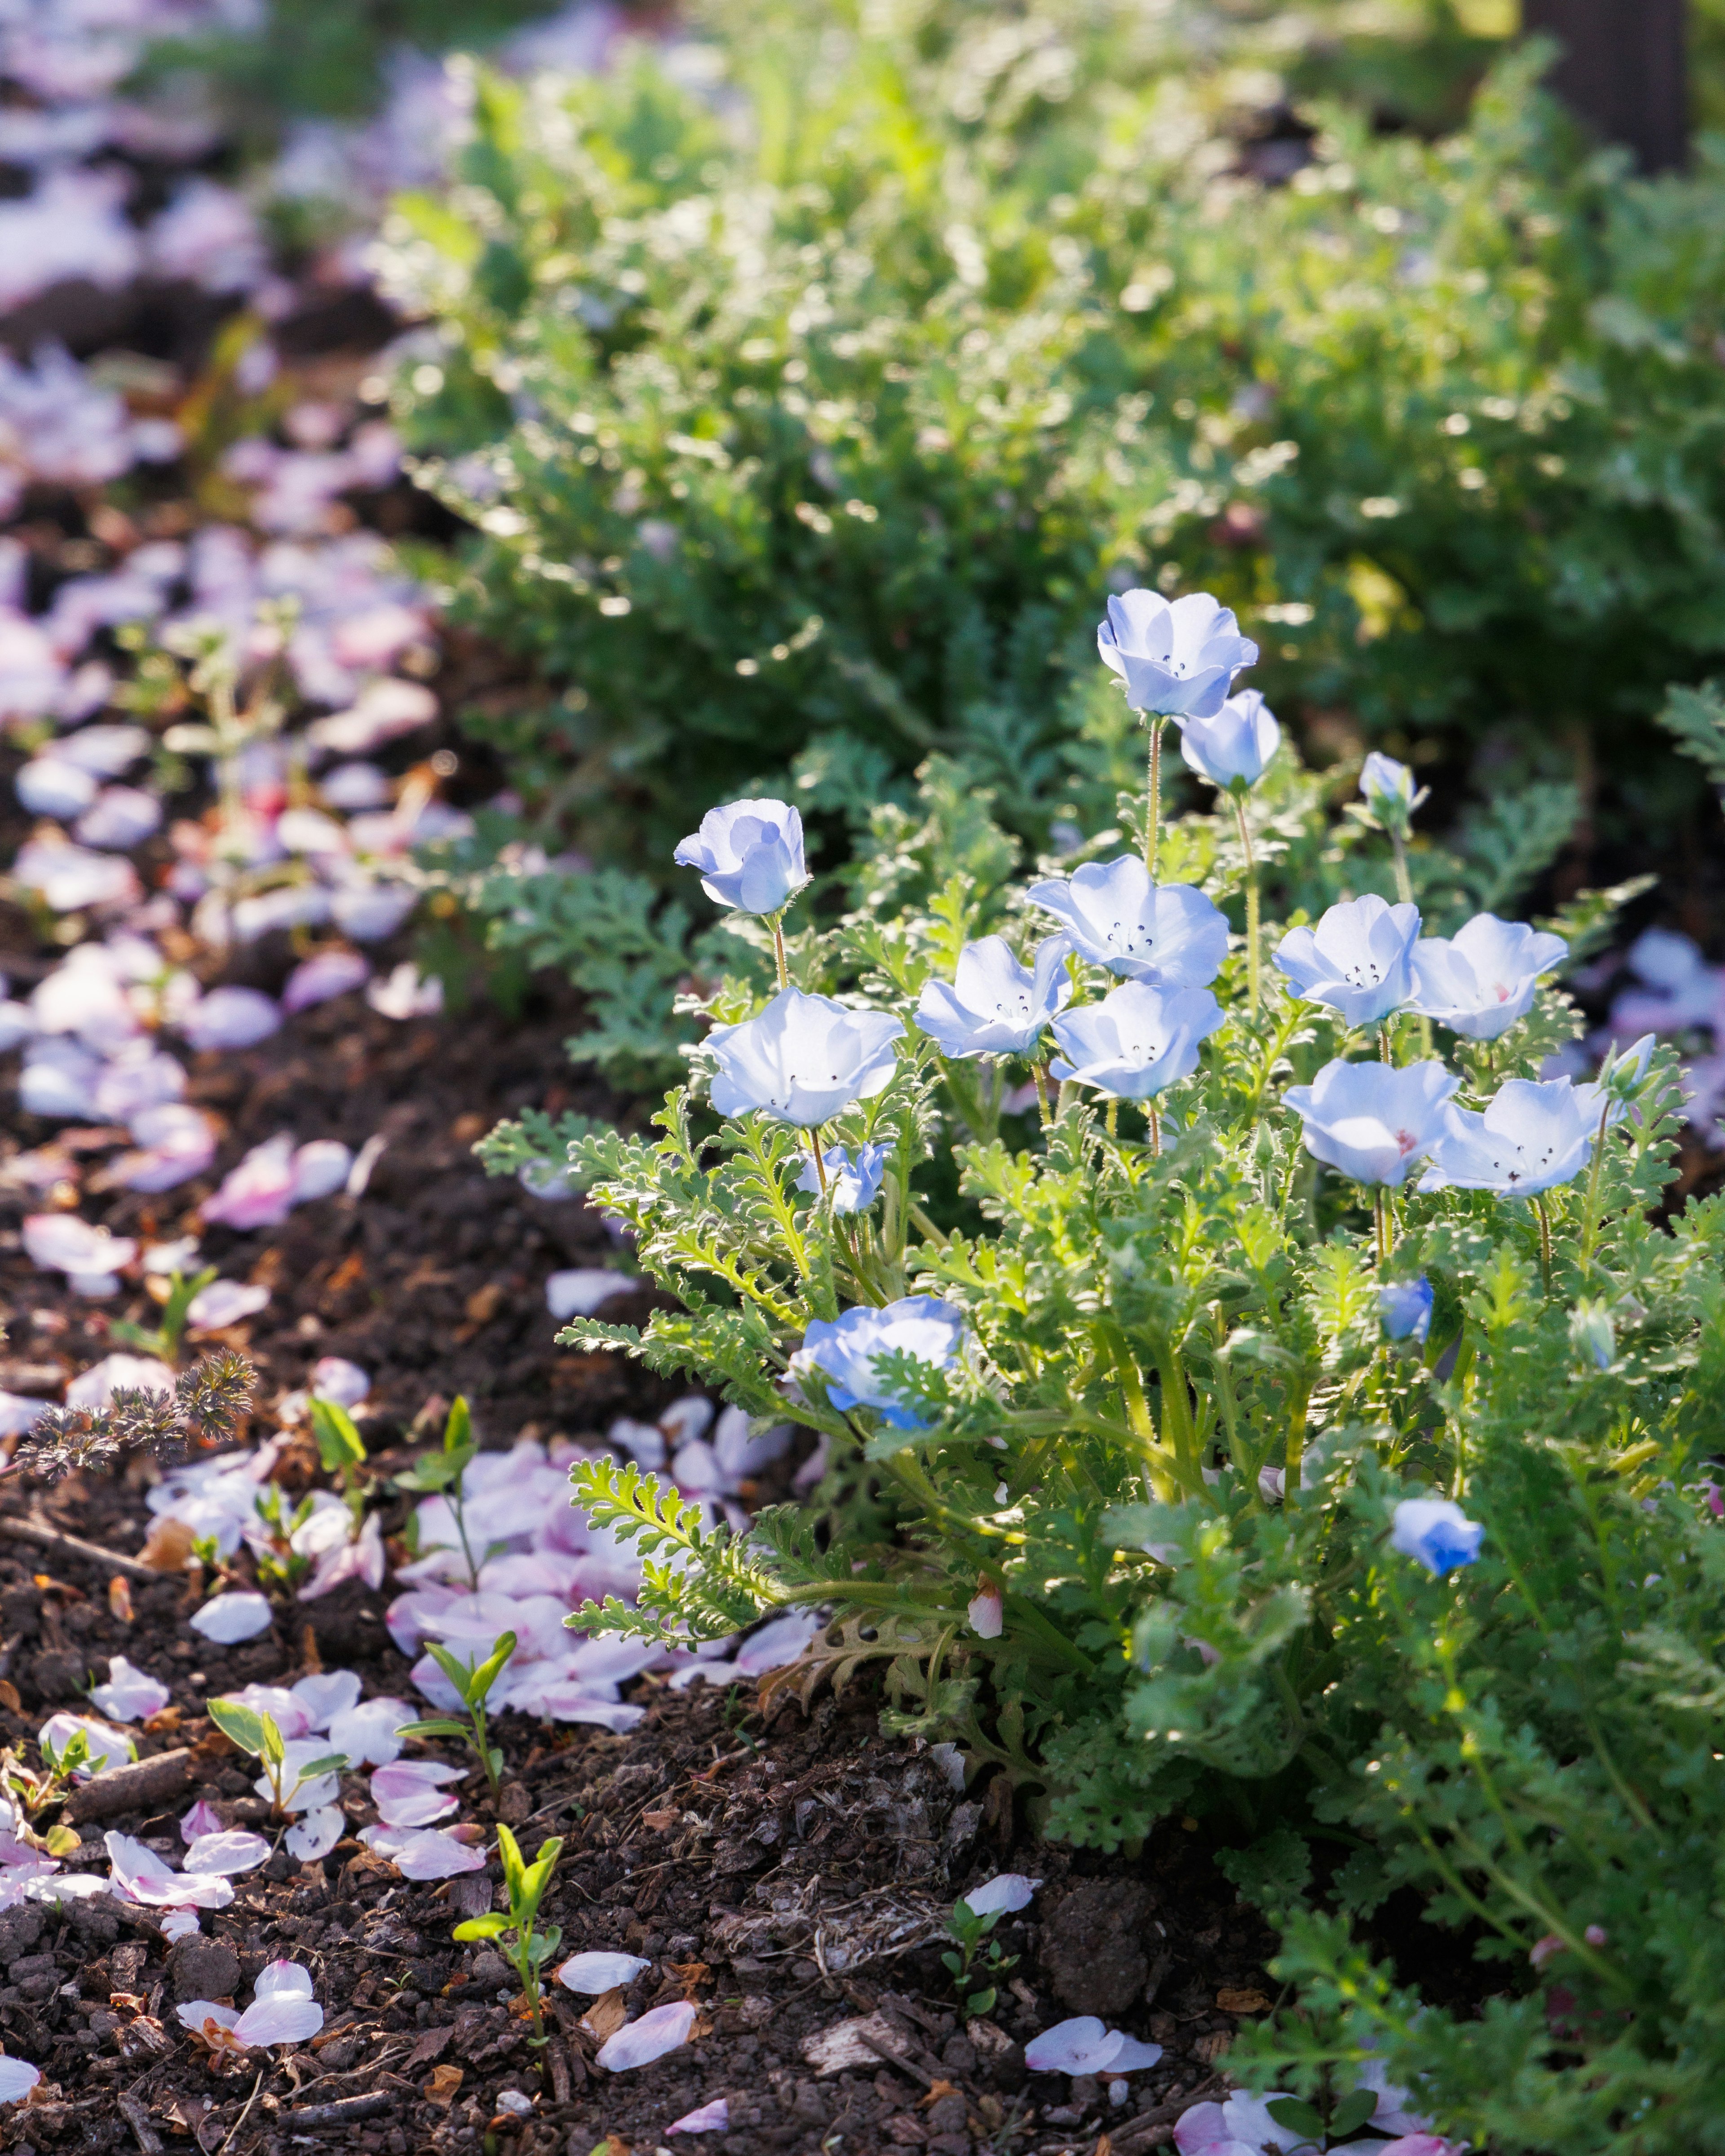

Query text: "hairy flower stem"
[1579, 1100, 1612, 1268]
[771, 916, 790, 991]
[1147, 1100, 1162, 1156]
[1143, 717, 1165, 876]
[1230, 794, 1260, 1016]
[1030, 1061, 1052, 1128]
[1106, 1097, 1119, 1141]
[1534, 1196, 1553, 1292]
[1388, 831, 1436, 1055]
[808, 1134, 829, 1199]
[1374, 1188, 1393, 1265]
[1378, 1024, 1394, 1064]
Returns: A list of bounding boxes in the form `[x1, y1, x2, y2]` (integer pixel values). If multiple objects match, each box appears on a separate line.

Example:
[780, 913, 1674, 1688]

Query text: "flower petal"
[595, 1998, 697, 2072]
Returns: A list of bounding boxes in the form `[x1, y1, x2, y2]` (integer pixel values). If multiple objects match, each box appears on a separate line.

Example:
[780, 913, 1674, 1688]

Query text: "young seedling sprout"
[452, 1824, 564, 2048]
[111, 1264, 219, 1365]
[205, 1702, 347, 1824]
[391, 1396, 487, 1589]
[942, 1892, 1019, 2020]
[395, 1631, 516, 1800]
[309, 1397, 369, 1531]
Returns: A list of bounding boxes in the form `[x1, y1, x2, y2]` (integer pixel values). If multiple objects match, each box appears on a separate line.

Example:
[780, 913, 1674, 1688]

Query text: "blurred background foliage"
[354, 0, 1725, 926]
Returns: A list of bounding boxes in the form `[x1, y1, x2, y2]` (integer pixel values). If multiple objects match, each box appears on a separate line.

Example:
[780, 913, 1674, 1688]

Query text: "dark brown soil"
[0, 1466, 1276, 2156]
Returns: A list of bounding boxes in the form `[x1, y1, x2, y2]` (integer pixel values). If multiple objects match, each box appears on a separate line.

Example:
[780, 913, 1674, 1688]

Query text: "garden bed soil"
[0, 1475, 1279, 2156]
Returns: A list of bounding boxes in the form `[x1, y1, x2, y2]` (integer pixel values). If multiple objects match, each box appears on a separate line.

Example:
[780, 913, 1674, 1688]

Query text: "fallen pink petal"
[594, 1999, 697, 2073]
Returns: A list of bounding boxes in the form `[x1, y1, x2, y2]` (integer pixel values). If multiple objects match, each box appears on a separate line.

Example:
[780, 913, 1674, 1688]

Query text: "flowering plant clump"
[496, 585, 1725, 2152]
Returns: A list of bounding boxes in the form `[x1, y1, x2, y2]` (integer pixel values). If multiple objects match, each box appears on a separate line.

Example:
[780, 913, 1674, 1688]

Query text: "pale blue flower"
[1379, 1276, 1433, 1344]
[1360, 752, 1422, 828]
[1049, 982, 1224, 1101]
[708, 988, 903, 1127]
[1097, 589, 1257, 719]
[794, 1297, 966, 1429]
[1175, 689, 1280, 791]
[1410, 915, 1567, 1041]
[1274, 894, 1421, 1026]
[915, 935, 1072, 1059]
[796, 1141, 890, 1215]
[1284, 1058, 1458, 1187]
[1026, 857, 1229, 987]
[1391, 1496, 1484, 1577]
[1418, 1077, 1596, 1196]
[674, 797, 809, 915]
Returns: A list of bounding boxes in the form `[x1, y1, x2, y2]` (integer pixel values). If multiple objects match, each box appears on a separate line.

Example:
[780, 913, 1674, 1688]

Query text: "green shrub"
[384, 5, 1725, 882]
[475, 585, 1725, 2143]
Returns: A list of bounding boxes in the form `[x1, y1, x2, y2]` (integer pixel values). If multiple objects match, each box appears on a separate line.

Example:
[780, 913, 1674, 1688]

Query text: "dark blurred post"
[1522, 0, 1688, 172]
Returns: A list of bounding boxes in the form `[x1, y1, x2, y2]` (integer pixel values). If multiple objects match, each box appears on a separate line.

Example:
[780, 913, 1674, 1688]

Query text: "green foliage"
[503, 698, 1725, 2143]
[392, 1395, 490, 1588]
[384, 7, 1725, 895]
[452, 1822, 565, 2044]
[1659, 677, 1725, 791]
[207, 1699, 348, 1818]
[397, 1626, 517, 1797]
[944, 1892, 1020, 2021]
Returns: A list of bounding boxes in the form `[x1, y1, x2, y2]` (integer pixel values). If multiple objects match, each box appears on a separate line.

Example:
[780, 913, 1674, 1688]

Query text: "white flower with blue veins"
[1418, 1076, 1597, 1196]
[1410, 914, 1567, 1040]
[796, 1140, 890, 1214]
[1049, 981, 1224, 1101]
[1097, 589, 1258, 719]
[1175, 688, 1280, 791]
[1025, 857, 1229, 987]
[1284, 1057, 1458, 1187]
[794, 1297, 966, 1430]
[914, 934, 1072, 1059]
[1274, 893, 1421, 1026]
[708, 988, 903, 1127]
[673, 797, 809, 915]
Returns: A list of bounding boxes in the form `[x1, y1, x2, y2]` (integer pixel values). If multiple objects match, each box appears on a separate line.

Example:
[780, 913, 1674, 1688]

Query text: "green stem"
[1534, 1196, 1552, 1294]
[1578, 1099, 1611, 1268]
[1230, 792, 1260, 1018]
[771, 915, 789, 992]
[1144, 717, 1165, 877]
[1030, 1060, 1052, 1128]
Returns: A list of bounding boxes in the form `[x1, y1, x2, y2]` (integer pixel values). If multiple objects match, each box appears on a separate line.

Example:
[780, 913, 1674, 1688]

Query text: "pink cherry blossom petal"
[389, 1830, 488, 1881]
[284, 1807, 345, 1862]
[556, 1951, 651, 1996]
[188, 1592, 274, 1644]
[0, 2057, 41, 2102]
[1023, 2016, 1123, 2076]
[88, 1655, 171, 1724]
[594, 1998, 697, 2072]
[180, 1800, 225, 1843]
[185, 1280, 270, 1331]
[183, 1831, 272, 1876]
[176, 2001, 241, 2036]
[959, 1873, 1038, 1918]
[668, 2097, 730, 2134]
[370, 1758, 465, 1828]
[232, 1994, 323, 2046]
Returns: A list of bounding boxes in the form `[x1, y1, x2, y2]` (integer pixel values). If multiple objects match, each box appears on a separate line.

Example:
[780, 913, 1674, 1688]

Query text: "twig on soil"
[0, 1512, 161, 1582]
[213, 2070, 265, 2156]
[63, 1747, 194, 1823]
[115, 2088, 163, 2156]
[280, 2090, 395, 2128]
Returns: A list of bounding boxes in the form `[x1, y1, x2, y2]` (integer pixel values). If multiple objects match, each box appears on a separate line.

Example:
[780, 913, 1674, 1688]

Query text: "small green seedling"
[5, 1736, 98, 1845]
[112, 1266, 219, 1364]
[251, 1483, 317, 1593]
[310, 1397, 369, 1528]
[942, 1893, 1019, 2020]
[391, 1396, 490, 1589]
[453, 1822, 565, 2046]
[1264, 2090, 1384, 2150]
[395, 1630, 516, 1799]
[206, 1701, 347, 1821]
